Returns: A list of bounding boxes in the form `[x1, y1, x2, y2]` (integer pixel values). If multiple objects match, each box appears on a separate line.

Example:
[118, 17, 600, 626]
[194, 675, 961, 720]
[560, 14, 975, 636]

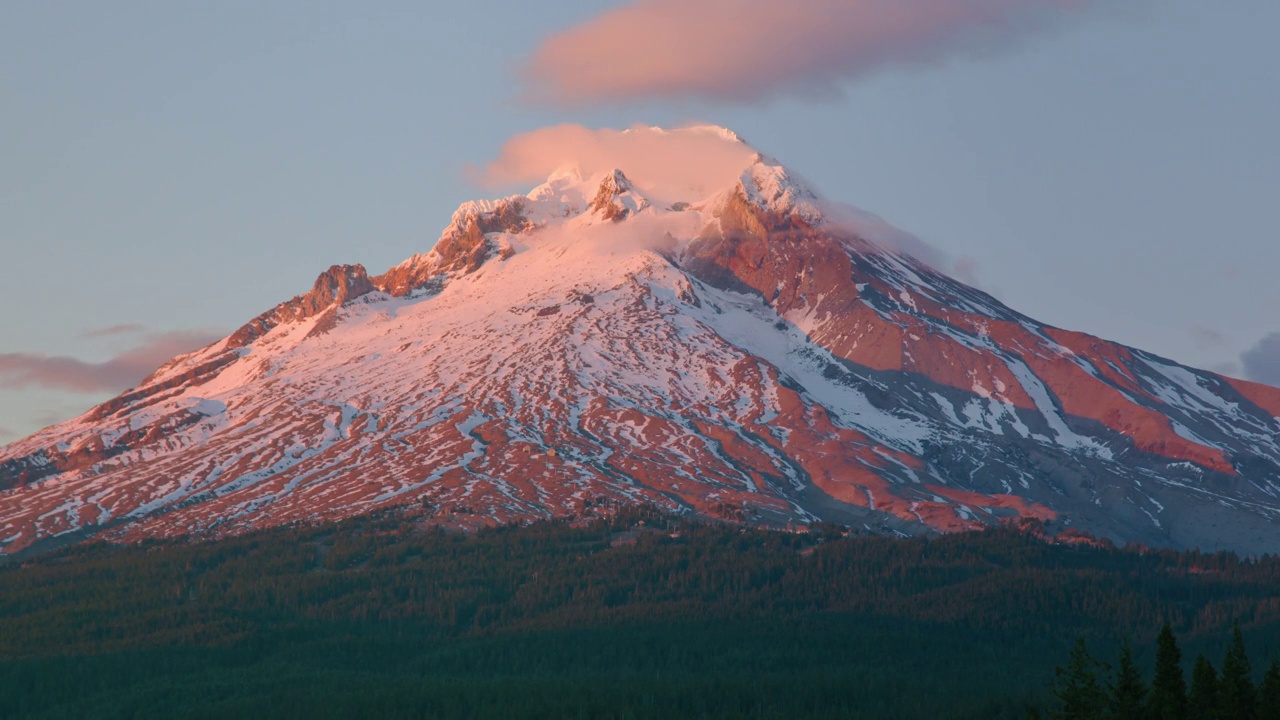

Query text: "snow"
[1141, 356, 1243, 420]
[687, 279, 934, 451]
[736, 160, 824, 226]
[1002, 356, 1113, 459]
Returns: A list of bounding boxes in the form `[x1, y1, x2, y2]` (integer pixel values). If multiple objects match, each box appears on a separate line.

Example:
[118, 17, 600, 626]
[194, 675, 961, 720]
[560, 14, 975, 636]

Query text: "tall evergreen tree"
[1109, 637, 1147, 720]
[1149, 623, 1188, 720]
[1255, 659, 1280, 720]
[1221, 622, 1257, 720]
[1053, 637, 1107, 720]
[1188, 654, 1220, 720]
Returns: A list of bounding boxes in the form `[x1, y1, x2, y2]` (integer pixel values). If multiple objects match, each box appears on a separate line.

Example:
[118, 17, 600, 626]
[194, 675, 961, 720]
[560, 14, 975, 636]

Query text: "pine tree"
[1221, 622, 1257, 720]
[1109, 637, 1147, 720]
[1149, 623, 1188, 720]
[1188, 654, 1220, 720]
[1255, 659, 1280, 720]
[1054, 637, 1108, 720]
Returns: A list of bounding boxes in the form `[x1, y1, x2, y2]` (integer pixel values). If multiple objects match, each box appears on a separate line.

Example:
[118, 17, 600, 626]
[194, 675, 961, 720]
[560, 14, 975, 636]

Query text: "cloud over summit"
[478, 124, 759, 204]
[526, 0, 1100, 106]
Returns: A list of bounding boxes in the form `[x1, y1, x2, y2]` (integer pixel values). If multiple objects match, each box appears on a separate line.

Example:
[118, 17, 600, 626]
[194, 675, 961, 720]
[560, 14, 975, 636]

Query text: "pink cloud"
[478, 124, 760, 204]
[0, 330, 224, 394]
[527, 0, 1100, 105]
[481, 123, 971, 273]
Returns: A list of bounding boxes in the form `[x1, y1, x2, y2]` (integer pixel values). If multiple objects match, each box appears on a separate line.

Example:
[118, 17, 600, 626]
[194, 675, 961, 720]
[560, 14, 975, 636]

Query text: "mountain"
[3, 126, 1279, 556]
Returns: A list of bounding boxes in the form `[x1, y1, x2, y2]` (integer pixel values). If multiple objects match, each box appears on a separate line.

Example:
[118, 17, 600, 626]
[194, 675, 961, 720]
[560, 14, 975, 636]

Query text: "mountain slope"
[3, 127, 1279, 554]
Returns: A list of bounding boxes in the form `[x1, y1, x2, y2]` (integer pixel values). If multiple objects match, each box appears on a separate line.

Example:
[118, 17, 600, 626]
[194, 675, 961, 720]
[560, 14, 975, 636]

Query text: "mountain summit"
[3, 127, 1280, 555]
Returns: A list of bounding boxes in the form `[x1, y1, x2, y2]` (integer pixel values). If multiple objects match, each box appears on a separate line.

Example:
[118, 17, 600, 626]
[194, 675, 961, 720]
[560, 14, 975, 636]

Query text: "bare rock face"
[587, 169, 638, 222]
[435, 198, 529, 274]
[305, 264, 376, 313]
[433, 217, 498, 275]
[373, 256, 440, 299]
[228, 264, 375, 348]
[376, 198, 529, 296]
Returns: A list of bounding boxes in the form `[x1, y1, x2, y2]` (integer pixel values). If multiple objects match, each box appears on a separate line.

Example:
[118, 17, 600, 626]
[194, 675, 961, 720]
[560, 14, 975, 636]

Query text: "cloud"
[822, 201, 942, 262]
[0, 426, 13, 441]
[83, 323, 147, 338]
[0, 330, 224, 394]
[821, 200, 972, 280]
[526, 0, 1101, 105]
[951, 256, 981, 286]
[1190, 325, 1229, 351]
[1208, 361, 1242, 378]
[1188, 327, 1245, 380]
[1241, 332, 1280, 388]
[477, 124, 759, 205]
[480, 123, 968, 278]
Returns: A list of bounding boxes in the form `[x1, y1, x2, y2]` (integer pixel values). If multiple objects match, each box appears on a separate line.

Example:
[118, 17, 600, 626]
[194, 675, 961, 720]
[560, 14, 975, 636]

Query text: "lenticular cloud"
[526, 0, 1099, 105]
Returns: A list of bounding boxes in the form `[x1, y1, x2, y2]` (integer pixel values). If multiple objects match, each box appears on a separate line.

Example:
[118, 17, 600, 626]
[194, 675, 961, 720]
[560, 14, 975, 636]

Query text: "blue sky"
[2, 1, 1278, 441]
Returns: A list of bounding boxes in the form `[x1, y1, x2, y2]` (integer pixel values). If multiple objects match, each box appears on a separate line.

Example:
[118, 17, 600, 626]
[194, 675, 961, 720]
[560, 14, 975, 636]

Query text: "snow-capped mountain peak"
[735, 157, 824, 227]
[3, 126, 1280, 557]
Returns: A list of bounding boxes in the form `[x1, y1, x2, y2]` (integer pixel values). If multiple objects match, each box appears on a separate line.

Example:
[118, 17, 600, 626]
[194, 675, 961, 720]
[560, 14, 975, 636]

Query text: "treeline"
[1043, 623, 1280, 719]
[2, 508, 1280, 718]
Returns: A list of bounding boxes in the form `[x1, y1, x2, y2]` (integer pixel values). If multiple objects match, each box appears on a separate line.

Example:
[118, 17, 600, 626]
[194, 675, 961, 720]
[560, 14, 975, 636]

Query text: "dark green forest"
[1044, 623, 1280, 719]
[2, 507, 1280, 719]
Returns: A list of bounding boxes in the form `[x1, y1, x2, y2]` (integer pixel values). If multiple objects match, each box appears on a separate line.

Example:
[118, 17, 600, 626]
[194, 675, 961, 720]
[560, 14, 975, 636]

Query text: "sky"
[1, 0, 1278, 442]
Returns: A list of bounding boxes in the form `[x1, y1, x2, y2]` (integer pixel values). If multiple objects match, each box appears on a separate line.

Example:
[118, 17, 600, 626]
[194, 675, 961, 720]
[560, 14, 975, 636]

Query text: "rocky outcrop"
[89, 350, 239, 422]
[228, 264, 374, 347]
[375, 198, 530, 296]
[435, 198, 528, 273]
[0, 407, 211, 492]
[587, 170, 640, 222]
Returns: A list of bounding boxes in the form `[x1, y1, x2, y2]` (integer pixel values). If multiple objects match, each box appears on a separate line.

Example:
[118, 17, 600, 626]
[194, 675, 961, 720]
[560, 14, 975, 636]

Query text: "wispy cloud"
[83, 323, 147, 338]
[526, 0, 1103, 106]
[1185, 327, 1246, 379]
[1241, 332, 1280, 388]
[1209, 361, 1242, 378]
[0, 426, 14, 441]
[0, 330, 224, 394]
[1190, 325, 1229, 351]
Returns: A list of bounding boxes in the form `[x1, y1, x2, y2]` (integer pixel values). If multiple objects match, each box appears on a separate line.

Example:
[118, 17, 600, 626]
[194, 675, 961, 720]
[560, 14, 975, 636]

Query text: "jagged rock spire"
[587, 169, 643, 222]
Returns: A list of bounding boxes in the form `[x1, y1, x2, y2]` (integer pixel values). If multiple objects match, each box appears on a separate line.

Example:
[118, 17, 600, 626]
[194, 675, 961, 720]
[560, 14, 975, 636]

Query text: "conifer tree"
[1149, 623, 1188, 720]
[1188, 654, 1220, 720]
[1053, 637, 1107, 720]
[1255, 658, 1280, 720]
[1221, 622, 1257, 720]
[1109, 637, 1147, 720]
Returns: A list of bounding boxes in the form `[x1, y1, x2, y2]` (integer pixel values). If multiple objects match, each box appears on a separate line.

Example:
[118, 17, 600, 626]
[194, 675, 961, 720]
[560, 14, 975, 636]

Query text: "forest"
[2, 507, 1280, 719]
[1042, 623, 1280, 719]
